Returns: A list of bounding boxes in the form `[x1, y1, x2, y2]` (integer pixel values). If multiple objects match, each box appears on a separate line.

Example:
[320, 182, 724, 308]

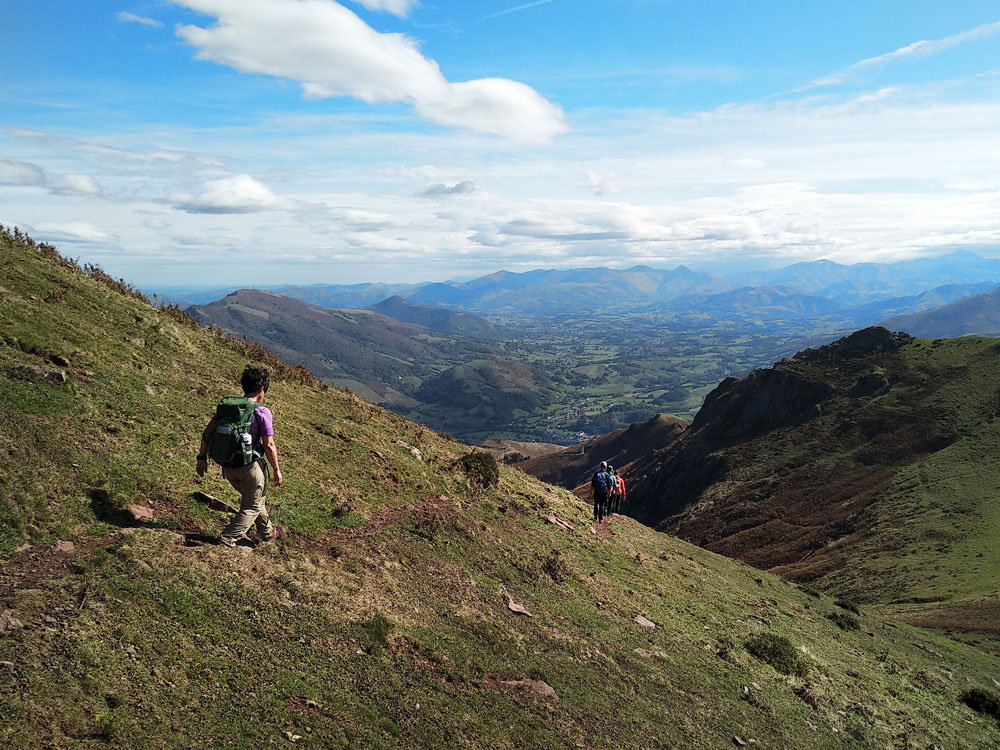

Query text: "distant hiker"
[197, 366, 285, 547]
[591, 461, 611, 523]
[607, 465, 619, 515]
[614, 469, 626, 513]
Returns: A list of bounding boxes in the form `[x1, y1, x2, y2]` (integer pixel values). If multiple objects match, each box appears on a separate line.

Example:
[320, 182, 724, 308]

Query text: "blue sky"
[3, 1, 1000, 286]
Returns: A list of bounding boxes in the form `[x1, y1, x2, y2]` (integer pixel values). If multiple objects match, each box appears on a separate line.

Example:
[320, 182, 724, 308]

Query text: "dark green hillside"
[5, 228, 1000, 748]
[369, 295, 514, 341]
[411, 359, 564, 442]
[627, 326, 1000, 649]
[520, 414, 689, 490]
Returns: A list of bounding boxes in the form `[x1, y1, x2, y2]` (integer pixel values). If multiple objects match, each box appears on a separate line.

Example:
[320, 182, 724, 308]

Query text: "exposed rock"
[694, 368, 834, 441]
[0, 661, 14, 669]
[503, 589, 531, 616]
[397, 441, 422, 461]
[136, 560, 152, 572]
[126, 337, 146, 348]
[502, 679, 558, 700]
[0, 610, 24, 636]
[733, 737, 747, 747]
[49, 354, 71, 367]
[51, 540, 75, 554]
[797, 327, 913, 364]
[15, 543, 31, 554]
[634, 615, 656, 629]
[128, 504, 156, 522]
[544, 515, 574, 531]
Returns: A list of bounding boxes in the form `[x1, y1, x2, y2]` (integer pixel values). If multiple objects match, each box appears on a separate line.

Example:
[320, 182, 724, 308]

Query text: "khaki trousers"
[220, 461, 274, 545]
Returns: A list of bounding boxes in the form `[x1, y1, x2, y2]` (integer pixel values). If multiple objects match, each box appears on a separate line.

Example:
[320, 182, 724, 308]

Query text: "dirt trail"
[0, 533, 125, 599]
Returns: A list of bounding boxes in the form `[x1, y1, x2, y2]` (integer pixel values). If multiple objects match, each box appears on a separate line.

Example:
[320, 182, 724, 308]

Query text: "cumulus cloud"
[349, 0, 414, 16]
[116, 11, 164, 27]
[584, 170, 617, 197]
[421, 180, 478, 197]
[171, 0, 565, 144]
[49, 174, 103, 196]
[172, 174, 293, 213]
[0, 159, 46, 187]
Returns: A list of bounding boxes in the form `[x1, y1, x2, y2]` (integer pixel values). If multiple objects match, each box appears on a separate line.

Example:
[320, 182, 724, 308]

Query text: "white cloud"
[35, 222, 115, 243]
[171, 174, 293, 213]
[421, 180, 477, 197]
[808, 19, 1000, 88]
[171, 0, 565, 144]
[584, 170, 617, 196]
[116, 11, 164, 28]
[349, 0, 415, 17]
[0, 159, 46, 186]
[49, 174, 103, 196]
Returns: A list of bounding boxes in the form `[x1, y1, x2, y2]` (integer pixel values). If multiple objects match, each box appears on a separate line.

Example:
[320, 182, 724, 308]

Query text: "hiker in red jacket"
[197, 366, 285, 547]
[614, 469, 626, 513]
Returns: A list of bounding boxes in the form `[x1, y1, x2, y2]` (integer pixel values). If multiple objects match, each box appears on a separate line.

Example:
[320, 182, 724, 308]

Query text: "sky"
[3, 1, 1000, 287]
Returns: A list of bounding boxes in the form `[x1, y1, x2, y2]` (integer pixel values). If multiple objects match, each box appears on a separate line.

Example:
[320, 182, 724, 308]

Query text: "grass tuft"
[960, 688, 1000, 720]
[746, 633, 809, 677]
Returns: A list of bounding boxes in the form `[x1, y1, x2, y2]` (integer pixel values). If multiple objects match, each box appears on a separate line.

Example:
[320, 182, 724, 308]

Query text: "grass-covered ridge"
[2, 227, 1000, 748]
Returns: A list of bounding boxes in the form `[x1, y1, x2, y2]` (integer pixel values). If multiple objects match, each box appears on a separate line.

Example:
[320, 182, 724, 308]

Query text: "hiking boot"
[263, 526, 285, 542]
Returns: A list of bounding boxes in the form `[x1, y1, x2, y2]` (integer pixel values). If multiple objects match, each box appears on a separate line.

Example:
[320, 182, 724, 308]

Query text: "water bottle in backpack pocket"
[208, 396, 258, 467]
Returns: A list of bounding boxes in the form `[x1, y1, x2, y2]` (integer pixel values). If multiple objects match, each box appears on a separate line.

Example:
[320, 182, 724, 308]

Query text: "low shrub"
[827, 611, 861, 631]
[458, 451, 500, 489]
[835, 598, 860, 614]
[960, 688, 1000, 720]
[746, 633, 809, 677]
[360, 614, 394, 651]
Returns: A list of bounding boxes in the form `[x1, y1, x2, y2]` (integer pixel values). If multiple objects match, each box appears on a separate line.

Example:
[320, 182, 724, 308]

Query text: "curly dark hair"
[241, 366, 270, 395]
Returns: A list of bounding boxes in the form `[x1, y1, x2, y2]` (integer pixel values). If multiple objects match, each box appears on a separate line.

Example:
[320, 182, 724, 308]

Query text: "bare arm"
[196, 417, 217, 477]
[261, 434, 283, 487]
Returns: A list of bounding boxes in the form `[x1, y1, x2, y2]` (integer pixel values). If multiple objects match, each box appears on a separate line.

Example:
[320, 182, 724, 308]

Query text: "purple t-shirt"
[250, 405, 275, 446]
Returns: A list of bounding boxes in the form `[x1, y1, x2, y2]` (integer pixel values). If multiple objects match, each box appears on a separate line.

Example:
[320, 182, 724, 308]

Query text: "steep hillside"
[368, 295, 514, 341]
[626, 326, 1000, 649]
[882, 286, 1000, 337]
[187, 289, 501, 413]
[4, 228, 1000, 747]
[521, 414, 689, 490]
[475, 439, 565, 463]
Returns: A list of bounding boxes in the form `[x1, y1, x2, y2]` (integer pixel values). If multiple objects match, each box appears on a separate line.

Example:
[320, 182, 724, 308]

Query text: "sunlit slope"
[1, 230, 999, 749]
[628, 327, 1000, 649]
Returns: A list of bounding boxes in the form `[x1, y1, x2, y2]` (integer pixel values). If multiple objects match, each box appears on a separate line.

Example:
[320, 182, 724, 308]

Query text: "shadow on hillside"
[88, 488, 140, 527]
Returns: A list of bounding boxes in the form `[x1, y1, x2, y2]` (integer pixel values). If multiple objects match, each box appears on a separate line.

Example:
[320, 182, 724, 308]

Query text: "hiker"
[196, 366, 285, 547]
[614, 469, 626, 513]
[591, 461, 611, 523]
[607, 464, 619, 514]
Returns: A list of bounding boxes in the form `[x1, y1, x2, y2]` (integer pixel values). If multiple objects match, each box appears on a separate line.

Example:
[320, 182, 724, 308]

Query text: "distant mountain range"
[147, 249, 1000, 318]
[881, 286, 1000, 337]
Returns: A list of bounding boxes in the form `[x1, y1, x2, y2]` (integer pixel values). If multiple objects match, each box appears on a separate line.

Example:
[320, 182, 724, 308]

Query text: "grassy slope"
[1, 230, 1000, 748]
[814, 337, 1000, 649]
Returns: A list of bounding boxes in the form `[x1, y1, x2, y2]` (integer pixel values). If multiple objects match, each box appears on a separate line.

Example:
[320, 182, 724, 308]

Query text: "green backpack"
[208, 396, 260, 467]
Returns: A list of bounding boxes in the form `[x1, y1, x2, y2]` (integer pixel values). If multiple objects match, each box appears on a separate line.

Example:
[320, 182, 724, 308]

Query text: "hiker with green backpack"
[196, 366, 285, 547]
